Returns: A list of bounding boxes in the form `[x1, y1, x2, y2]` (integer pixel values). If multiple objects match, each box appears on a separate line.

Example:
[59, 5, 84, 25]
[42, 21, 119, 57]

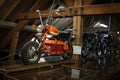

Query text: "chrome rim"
[27, 46, 38, 62]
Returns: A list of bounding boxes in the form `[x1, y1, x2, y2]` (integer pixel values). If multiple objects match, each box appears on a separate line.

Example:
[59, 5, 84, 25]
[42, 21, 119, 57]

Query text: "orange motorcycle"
[20, 24, 75, 64]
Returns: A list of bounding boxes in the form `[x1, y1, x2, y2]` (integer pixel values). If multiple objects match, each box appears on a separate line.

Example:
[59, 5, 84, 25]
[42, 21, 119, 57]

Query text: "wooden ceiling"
[0, 0, 120, 53]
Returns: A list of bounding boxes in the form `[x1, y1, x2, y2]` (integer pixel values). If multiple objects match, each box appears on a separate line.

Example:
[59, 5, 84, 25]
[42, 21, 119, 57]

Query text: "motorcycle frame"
[34, 25, 71, 55]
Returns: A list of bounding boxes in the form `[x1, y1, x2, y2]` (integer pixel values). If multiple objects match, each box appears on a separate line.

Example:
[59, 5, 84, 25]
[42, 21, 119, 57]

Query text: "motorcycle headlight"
[36, 25, 44, 33]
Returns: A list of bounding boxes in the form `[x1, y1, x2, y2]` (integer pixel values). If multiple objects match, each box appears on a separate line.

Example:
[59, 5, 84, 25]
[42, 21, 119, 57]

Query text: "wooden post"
[9, 31, 19, 63]
[72, 0, 83, 66]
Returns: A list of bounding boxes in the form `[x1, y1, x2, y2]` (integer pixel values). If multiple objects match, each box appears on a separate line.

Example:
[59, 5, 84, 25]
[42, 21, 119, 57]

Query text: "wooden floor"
[0, 60, 75, 73]
[0, 60, 76, 80]
[0, 52, 120, 80]
[0, 60, 100, 80]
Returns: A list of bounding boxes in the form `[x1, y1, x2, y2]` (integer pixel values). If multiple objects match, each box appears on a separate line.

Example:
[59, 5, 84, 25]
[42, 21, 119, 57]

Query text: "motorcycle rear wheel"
[21, 41, 40, 65]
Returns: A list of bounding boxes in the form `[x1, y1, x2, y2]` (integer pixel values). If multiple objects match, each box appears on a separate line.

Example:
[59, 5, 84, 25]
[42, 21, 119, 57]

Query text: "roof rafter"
[16, 3, 120, 20]
[0, 20, 37, 32]
[6, 0, 37, 21]
[0, 0, 5, 8]
[83, 0, 93, 5]
[64, 0, 74, 7]
[0, 0, 21, 20]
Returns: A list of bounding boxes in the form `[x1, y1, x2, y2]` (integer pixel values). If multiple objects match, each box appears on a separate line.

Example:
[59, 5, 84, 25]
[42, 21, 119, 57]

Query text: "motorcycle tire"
[21, 41, 40, 65]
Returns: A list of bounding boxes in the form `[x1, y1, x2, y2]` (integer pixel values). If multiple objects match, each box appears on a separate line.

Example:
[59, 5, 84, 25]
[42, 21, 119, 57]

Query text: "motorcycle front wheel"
[21, 41, 40, 65]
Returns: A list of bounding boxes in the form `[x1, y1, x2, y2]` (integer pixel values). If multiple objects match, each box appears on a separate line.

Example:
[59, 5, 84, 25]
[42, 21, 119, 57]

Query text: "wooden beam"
[72, 0, 83, 66]
[6, 0, 37, 21]
[73, 16, 83, 45]
[29, 0, 50, 12]
[0, 20, 16, 28]
[74, 0, 81, 6]
[0, 0, 5, 8]
[0, 20, 29, 50]
[9, 32, 20, 62]
[0, 20, 35, 50]
[83, 0, 93, 5]
[16, 3, 120, 20]
[80, 3, 120, 15]
[15, 10, 51, 20]
[0, 0, 20, 20]
[73, 0, 83, 45]
[0, 20, 37, 32]
[7, 0, 51, 21]
[64, 0, 74, 7]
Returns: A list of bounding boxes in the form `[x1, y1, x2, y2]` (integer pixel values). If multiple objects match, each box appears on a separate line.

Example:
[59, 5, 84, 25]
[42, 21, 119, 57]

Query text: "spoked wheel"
[21, 41, 41, 65]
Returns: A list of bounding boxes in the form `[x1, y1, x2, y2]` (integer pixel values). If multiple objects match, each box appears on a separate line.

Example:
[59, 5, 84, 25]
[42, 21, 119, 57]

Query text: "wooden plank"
[29, 0, 50, 12]
[0, 0, 5, 8]
[0, 20, 17, 27]
[9, 32, 20, 62]
[6, 0, 37, 21]
[0, 20, 29, 50]
[16, 3, 120, 20]
[11, 0, 51, 21]
[73, 0, 83, 45]
[12, 68, 62, 80]
[5, 75, 19, 80]
[64, 0, 74, 7]
[80, 3, 120, 15]
[83, 0, 93, 5]
[62, 65, 98, 72]
[0, 0, 20, 20]
[74, 0, 81, 6]
[72, 0, 83, 64]
[2, 60, 74, 73]
[73, 16, 83, 45]
[60, 3, 120, 16]
[0, 20, 37, 33]
[62, 65, 99, 80]
[66, 3, 120, 16]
